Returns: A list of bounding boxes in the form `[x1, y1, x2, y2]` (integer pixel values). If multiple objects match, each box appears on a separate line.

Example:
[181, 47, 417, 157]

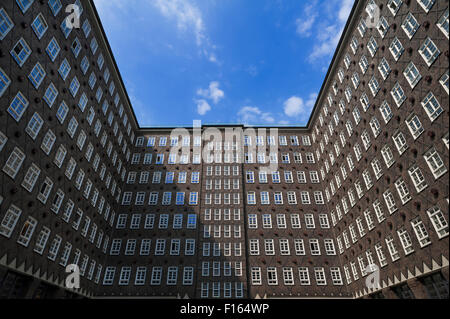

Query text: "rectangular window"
[16, 0, 35, 13]
[389, 37, 404, 62]
[0, 205, 22, 238]
[17, 216, 37, 247]
[3, 147, 25, 179]
[427, 206, 449, 239]
[403, 62, 422, 88]
[25, 112, 43, 140]
[424, 147, 447, 179]
[437, 8, 449, 38]
[0, 8, 14, 40]
[29, 62, 46, 89]
[421, 92, 443, 122]
[43, 83, 58, 107]
[419, 37, 440, 67]
[11, 38, 31, 67]
[31, 13, 48, 39]
[48, 0, 62, 16]
[402, 12, 420, 39]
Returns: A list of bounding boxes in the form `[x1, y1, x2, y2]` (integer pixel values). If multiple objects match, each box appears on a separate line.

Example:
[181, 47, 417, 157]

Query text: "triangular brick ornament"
[431, 258, 440, 270]
[388, 277, 393, 286]
[8, 258, 17, 269]
[17, 262, 25, 272]
[255, 294, 261, 299]
[414, 266, 422, 277]
[400, 272, 406, 282]
[183, 294, 189, 299]
[33, 268, 41, 278]
[442, 255, 449, 267]
[382, 280, 387, 288]
[26, 264, 33, 276]
[407, 269, 414, 280]
[0, 254, 8, 266]
[422, 262, 431, 274]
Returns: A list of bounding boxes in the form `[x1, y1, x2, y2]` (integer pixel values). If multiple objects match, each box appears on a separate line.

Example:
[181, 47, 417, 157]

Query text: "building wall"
[0, 0, 448, 299]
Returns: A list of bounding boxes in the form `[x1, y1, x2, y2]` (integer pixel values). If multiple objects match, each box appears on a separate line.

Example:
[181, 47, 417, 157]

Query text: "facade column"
[23, 277, 43, 299]
[381, 287, 398, 299]
[440, 267, 449, 282]
[406, 277, 429, 299]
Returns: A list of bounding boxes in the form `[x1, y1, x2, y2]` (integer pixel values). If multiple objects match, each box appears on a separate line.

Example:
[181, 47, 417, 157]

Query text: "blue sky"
[93, 0, 355, 127]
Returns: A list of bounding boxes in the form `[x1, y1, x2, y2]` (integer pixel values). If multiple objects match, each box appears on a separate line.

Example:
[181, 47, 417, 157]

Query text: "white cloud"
[196, 99, 211, 115]
[295, 0, 355, 63]
[283, 96, 304, 117]
[295, 1, 318, 37]
[338, 0, 354, 24]
[152, 0, 219, 63]
[197, 81, 225, 104]
[237, 106, 275, 125]
[153, 0, 205, 46]
[283, 93, 317, 119]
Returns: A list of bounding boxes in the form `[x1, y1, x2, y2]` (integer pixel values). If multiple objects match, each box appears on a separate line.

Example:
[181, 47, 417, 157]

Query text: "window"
[377, 16, 389, 38]
[58, 58, 71, 81]
[437, 8, 449, 39]
[25, 112, 43, 140]
[388, 0, 402, 16]
[403, 62, 422, 88]
[367, 36, 378, 57]
[397, 228, 414, 255]
[0, 205, 22, 238]
[11, 38, 31, 67]
[427, 206, 449, 239]
[395, 178, 411, 204]
[69, 76, 80, 97]
[419, 37, 440, 67]
[411, 217, 431, 247]
[385, 236, 400, 262]
[408, 164, 427, 193]
[405, 113, 424, 139]
[3, 147, 25, 179]
[417, 0, 435, 12]
[48, 0, 62, 16]
[402, 12, 420, 39]
[43, 83, 58, 107]
[314, 268, 327, 286]
[383, 190, 398, 214]
[17, 216, 37, 247]
[391, 82, 406, 107]
[424, 147, 447, 179]
[440, 70, 449, 94]
[0, 8, 14, 40]
[0, 130, 7, 152]
[378, 58, 391, 80]
[310, 239, 320, 255]
[56, 101, 69, 124]
[29, 62, 46, 89]
[41, 130, 56, 155]
[298, 267, 310, 285]
[82, 20, 91, 38]
[389, 37, 404, 61]
[381, 145, 395, 168]
[31, 13, 48, 39]
[103, 267, 116, 285]
[16, 0, 34, 13]
[0, 67, 11, 99]
[421, 92, 443, 121]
